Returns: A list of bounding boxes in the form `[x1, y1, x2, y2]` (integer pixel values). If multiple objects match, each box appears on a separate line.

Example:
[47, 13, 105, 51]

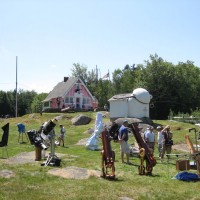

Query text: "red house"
[42, 77, 98, 111]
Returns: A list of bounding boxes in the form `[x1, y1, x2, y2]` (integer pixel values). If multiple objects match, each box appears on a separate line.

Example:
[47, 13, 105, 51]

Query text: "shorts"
[59, 134, 64, 140]
[120, 141, 130, 154]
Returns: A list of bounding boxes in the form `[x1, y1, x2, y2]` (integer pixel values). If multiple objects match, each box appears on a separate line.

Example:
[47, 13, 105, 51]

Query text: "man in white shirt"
[145, 126, 155, 153]
[157, 126, 164, 162]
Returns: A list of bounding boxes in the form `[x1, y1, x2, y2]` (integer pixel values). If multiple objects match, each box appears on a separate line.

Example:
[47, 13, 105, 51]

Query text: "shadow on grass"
[100, 177, 125, 182]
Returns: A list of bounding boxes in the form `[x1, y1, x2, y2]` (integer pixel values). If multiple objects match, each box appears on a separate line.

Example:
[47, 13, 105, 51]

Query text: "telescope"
[27, 118, 61, 166]
[27, 130, 48, 150]
[40, 119, 57, 135]
[40, 118, 61, 167]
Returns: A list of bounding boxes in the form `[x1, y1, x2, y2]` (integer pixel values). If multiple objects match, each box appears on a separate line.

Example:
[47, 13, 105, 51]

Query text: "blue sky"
[0, 0, 200, 93]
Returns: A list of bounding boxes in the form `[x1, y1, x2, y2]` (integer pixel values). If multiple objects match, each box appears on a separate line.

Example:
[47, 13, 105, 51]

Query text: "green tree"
[174, 61, 200, 114]
[112, 68, 123, 94]
[31, 93, 48, 113]
[71, 63, 88, 84]
[142, 54, 176, 119]
[141, 54, 200, 119]
[17, 90, 37, 116]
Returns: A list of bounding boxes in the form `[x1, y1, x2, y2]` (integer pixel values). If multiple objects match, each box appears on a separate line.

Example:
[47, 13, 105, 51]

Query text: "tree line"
[1, 54, 200, 119]
[71, 54, 200, 119]
[0, 90, 47, 117]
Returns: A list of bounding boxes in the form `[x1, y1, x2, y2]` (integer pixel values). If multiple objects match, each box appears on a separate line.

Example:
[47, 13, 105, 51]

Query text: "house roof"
[43, 77, 95, 102]
[43, 77, 78, 102]
[108, 93, 132, 101]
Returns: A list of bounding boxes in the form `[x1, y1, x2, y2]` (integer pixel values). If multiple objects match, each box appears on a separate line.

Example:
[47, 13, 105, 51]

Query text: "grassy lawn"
[0, 113, 200, 200]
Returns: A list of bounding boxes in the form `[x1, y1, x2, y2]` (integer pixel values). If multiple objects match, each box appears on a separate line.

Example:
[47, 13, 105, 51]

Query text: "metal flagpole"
[108, 69, 110, 81]
[108, 69, 113, 95]
[16, 56, 18, 118]
[99, 68, 101, 80]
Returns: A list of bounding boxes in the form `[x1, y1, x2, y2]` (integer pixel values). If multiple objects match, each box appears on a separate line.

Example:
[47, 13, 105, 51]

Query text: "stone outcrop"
[71, 114, 91, 125]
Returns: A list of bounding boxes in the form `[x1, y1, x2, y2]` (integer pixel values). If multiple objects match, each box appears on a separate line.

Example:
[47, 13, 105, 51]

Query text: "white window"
[83, 98, 90, 104]
[70, 97, 74, 103]
[44, 101, 50, 107]
[65, 97, 69, 103]
[83, 97, 86, 104]
[65, 97, 74, 104]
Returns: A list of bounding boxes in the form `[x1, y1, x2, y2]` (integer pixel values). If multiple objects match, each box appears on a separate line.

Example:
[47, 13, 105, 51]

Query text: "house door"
[76, 98, 80, 109]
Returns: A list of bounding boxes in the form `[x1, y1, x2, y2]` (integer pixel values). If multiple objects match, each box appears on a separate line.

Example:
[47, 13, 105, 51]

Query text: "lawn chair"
[17, 123, 28, 143]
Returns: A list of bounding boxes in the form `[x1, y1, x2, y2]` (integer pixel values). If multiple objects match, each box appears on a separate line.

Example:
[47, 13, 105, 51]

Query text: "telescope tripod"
[43, 137, 60, 166]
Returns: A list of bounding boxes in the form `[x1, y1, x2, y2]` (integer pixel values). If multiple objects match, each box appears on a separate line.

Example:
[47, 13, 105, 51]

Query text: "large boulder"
[71, 114, 91, 125]
[114, 117, 142, 126]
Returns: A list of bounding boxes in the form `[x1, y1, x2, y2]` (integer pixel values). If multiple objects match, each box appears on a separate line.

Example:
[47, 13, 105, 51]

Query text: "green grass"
[0, 113, 200, 200]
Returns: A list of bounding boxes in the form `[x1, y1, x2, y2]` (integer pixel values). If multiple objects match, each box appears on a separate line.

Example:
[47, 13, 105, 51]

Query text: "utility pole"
[16, 56, 18, 118]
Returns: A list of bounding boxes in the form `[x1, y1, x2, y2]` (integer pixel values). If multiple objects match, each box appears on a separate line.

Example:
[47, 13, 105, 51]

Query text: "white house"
[108, 88, 152, 120]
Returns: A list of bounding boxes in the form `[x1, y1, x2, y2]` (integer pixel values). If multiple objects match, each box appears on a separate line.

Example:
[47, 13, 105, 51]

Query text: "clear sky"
[1, 0, 200, 93]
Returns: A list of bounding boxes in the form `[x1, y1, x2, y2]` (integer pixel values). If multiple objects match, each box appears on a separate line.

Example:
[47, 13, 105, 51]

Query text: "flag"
[102, 73, 109, 80]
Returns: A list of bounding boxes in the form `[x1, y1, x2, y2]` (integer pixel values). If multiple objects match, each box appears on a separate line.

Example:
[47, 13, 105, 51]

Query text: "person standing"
[156, 126, 164, 162]
[145, 126, 155, 153]
[143, 126, 150, 142]
[58, 124, 66, 147]
[118, 120, 131, 164]
[104, 104, 108, 111]
[161, 125, 173, 162]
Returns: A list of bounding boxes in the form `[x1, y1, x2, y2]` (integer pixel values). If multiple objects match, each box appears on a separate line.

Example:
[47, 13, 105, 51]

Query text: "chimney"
[64, 77, 69, 82]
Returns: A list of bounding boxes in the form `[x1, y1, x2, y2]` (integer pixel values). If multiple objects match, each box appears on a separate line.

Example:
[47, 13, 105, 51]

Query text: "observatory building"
[108, 88, 152, 120]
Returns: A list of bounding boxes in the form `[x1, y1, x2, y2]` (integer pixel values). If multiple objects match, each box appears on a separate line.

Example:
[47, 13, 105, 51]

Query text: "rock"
[115, 118, 142, 126]
[71, 114, 91, 125]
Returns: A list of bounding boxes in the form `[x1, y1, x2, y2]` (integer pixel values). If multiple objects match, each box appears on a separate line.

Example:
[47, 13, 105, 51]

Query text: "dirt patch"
[76, 138, 89, 146]
[48, 166, 101, 179]
[3, 151, 65, 165]
[119, 197, 134, 200]
[4, 151, 37, 164]
[0, 170, 15, 179]
[172, 144, 189, 152]
[84, 128, 94, 134]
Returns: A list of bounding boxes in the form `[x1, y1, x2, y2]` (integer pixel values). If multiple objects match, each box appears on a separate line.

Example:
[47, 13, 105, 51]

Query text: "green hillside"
[0, 113, 199, 200]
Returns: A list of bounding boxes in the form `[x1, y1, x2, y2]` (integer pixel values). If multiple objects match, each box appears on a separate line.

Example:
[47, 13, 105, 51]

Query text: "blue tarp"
[175, 171, 200, 182]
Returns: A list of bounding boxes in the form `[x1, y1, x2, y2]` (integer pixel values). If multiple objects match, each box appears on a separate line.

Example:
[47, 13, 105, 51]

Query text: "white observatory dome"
[132, 88, 151, 104]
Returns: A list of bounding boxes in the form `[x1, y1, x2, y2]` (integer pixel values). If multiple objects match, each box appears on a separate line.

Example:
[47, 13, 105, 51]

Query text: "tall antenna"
[16, 56, 18, 118]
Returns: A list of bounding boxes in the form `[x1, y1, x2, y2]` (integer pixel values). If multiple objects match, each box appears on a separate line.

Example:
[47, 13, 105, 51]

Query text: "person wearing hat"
[161, 125, 173, 162]
[118, 120, 131, 164]
[145, 126, 155, 153]
[58, 124, 66, 147]
[143, 125, 150, 142]
[156, 126, 164, 162]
